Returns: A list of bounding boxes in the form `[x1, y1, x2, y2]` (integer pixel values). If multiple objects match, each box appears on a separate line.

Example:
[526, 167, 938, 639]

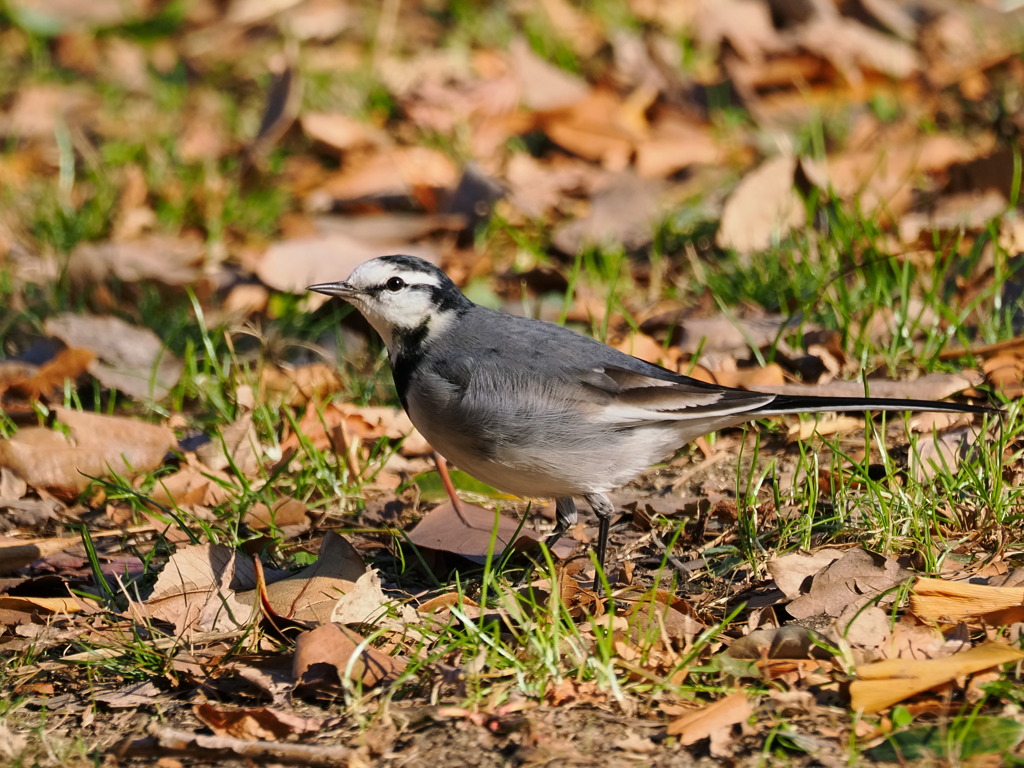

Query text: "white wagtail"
[309, 255, 992, 578]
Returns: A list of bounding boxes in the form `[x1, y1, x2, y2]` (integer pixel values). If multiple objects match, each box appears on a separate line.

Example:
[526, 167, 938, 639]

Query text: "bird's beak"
[307, 281, 356, 298]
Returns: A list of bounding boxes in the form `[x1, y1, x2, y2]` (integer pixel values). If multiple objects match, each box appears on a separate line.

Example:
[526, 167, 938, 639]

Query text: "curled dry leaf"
[618, 588, 705, 645]
[2, 347, 95, 404]
[255, 532, 368, 625]
[315, 147, 458, 207]
[259, 363, 342, 407]
[907, 425, 983, 482]
[551, 172, 665, 254]
[711, 364, 786, 390]
[0, 407, 176, 497]
[45, 314, 184, 401]
[0, 536, 80, 576]
[677, 313, 808, 356]
[195, 413, 261, 476]
[850, 642, 1024, 714]
[194, 702, 326, 741]
[128, 723, 351, 765]
[910, 576, 1024, 625]
[300, 112, 386, 152]
[292, 622, 406, 692]
[0, 594, 84, 616]
[331, 569, 416, 626]
[728, 625, 831, 660]
[982, 353, 1024, 399]
[768, 549, 844, 600]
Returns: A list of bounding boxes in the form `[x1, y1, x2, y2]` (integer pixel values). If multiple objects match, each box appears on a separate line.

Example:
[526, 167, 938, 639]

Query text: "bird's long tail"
[754, 394, 995, 418]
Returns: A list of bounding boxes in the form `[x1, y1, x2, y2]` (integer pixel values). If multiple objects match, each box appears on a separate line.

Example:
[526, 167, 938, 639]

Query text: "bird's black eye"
[385, 276, 406, 292]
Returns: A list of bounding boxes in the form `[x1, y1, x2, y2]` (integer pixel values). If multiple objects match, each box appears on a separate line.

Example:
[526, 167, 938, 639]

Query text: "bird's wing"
[578, 364, 777, 424]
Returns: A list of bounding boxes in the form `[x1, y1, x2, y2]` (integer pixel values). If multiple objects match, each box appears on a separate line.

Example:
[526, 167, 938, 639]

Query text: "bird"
[309, 254, 993, 583]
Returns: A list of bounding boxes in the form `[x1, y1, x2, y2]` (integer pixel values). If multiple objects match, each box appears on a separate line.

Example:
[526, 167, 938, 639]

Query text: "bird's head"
[308, 255, 472, 354]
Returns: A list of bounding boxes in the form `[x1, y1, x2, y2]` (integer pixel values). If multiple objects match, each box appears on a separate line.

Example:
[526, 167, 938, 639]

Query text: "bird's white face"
[309, 256, 468, 355]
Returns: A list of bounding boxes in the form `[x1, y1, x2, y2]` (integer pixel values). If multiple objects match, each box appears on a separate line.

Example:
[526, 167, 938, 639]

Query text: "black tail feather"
[755, 394, 996, 418]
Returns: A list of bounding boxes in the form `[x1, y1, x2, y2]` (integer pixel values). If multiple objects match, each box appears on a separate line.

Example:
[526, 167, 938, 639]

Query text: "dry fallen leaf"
[66, 235, 204, 288]
[194, 702, 326, 740]
[140, 543, 259, 636]
[45, 314, 184, 401]
[292, 622, 406, 691]
[0, 536, 80, 576]
[255, 532, 368, 624]
[785, 548, 910, 620]
[716, 155, 803, 254]
[407, 501, 576, 564]
[850, 642, 1024, 714]
[768, 549, 845, 600]
[0, 407, 176, 497]
[256, 231, 437, 296]
[1, 347, 95, 404]
[666, 692, 754, 746]
[910, 577, 1024, 624]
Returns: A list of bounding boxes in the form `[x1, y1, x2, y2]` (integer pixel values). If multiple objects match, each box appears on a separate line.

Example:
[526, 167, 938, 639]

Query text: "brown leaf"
[45, 314, 184, 400]
[149, 463, 231, 508]
[407, 501, 576, 564]
[66, 235, 204, 287]
[256, 231, 437, 296]
[666, 692, 754, 745]
[551, 172, 665, 253]
[0, 408, 176, 497]
[907, 425, 983, 482]
[716, 155, 804, 255]
[728, 625, 830, 660]
[785, 548, 910, 619]
[711, 364, 786, 390]
[850, 642, 1024, 714]
[292, 622, 406, 691]
[635, 111, 724, 178]
[301, 112, 386, 152]
[194, 702, 325, 740]
[259, 364, 343, 407]
[768, 549, 844, 600]
[195, 414, 262, 476]
[509, 37, 589, 111]
[0, 536, 80, 576]
[141, 543, 259, 636]
[0, 594, 83, 615]
[257, 532, 367, 624]
[317, 147, 458, 206]
[911, 577, 1024, 624]
[4, 348, 95, 402]
[982, 354, 1024, 399]
[243, 498, 309, 532]
[677, 313, 810, 356]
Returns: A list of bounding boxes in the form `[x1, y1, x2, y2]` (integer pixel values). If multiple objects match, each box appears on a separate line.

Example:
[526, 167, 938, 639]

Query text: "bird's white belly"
[408, 396, 685, 498]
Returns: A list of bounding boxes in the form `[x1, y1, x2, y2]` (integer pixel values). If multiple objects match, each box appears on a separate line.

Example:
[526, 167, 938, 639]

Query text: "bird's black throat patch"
[390, 321, 430, 410]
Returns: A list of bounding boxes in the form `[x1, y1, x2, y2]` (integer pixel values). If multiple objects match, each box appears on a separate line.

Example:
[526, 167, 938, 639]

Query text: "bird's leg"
[434, 452, 471, 527]
[513, 496, 577, 588]
[584, 492, 614, 589]
[544, 496, 578, 551]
